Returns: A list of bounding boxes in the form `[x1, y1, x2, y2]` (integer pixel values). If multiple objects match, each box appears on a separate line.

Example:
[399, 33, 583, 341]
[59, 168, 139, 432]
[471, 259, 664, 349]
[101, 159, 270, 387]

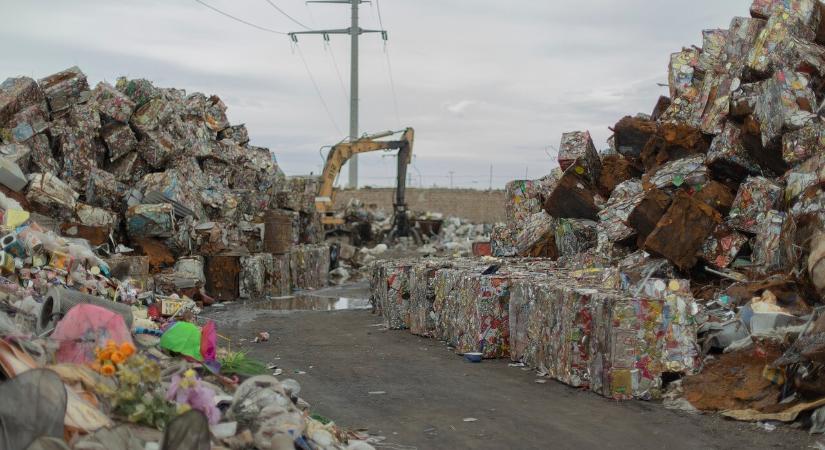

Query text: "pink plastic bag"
[200, 321, 217, 363]
[51, 304, 133, 364]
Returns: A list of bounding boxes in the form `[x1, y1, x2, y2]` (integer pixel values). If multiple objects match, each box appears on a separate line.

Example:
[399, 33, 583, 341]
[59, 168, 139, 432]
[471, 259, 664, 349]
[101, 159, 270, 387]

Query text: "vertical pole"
[489, 164, 493, 191]
[348, 0, 360, 189]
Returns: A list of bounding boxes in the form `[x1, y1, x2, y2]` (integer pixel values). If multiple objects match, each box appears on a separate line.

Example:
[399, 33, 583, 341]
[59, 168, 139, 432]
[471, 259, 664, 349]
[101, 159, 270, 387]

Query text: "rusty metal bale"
[205, 255, 241, 302]
[643, 191, 722, 270]
[264, 209, 297, 255]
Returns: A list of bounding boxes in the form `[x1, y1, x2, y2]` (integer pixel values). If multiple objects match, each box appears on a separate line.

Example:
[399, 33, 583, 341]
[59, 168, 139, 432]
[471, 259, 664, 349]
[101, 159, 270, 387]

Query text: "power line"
[262, 0, 312, 30]
[325, 41, 349, 103]
[383, 43, 402, 127]
[294, 43, 344, 136]
[195, 0, 287, 35]
[375, 0, 401, 126]
[374, 0, 386, 31]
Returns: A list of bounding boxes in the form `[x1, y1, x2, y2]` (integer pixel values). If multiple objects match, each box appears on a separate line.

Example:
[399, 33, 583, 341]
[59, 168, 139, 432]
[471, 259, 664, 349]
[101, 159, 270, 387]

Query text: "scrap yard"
[5, 0, 825, 449]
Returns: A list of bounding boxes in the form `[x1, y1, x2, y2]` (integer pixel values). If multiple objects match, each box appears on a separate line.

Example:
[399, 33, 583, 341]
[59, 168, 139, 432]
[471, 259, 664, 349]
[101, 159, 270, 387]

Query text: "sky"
[0, 0, 747, 188]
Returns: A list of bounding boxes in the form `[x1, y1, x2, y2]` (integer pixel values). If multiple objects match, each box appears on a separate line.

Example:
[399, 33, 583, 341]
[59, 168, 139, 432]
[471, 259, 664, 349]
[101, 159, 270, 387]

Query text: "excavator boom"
[315, 128, 415, 237]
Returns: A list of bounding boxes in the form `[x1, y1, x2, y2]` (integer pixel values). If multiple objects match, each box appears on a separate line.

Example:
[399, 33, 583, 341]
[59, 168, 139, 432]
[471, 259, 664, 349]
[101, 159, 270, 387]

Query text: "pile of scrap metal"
[0, 71, 369, 449]
[0, 66, 333, 305]
[368, 0, 825, 432]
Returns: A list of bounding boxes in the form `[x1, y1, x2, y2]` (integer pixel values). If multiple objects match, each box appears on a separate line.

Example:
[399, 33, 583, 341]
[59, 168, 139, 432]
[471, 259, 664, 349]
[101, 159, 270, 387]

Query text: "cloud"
[0, 0, 749, 187]
[444, 100, 478, 116]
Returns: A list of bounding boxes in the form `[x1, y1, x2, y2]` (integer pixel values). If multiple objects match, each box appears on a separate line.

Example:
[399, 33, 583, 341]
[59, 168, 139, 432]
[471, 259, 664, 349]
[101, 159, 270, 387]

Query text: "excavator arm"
[315, 128, 415, 236]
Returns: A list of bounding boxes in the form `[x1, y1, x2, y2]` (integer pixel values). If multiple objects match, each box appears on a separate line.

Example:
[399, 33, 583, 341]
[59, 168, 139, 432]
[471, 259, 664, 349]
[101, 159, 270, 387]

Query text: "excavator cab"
[315, 128, 415, 240]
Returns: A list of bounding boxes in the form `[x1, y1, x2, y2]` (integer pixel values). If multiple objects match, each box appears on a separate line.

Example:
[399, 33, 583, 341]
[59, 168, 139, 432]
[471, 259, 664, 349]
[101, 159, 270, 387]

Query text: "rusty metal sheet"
[205, 255, 240, 302]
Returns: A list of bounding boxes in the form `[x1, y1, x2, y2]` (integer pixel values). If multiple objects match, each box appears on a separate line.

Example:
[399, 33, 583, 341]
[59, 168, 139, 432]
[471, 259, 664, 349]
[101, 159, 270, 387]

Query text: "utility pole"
[290, 0, 387, 189]
[449, 171, 455, 189]
[489, 164, 493, 191]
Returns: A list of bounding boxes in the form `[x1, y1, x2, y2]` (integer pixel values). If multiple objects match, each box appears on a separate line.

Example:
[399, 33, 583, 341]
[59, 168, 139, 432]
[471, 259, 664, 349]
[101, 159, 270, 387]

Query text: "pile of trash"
[327, 201, 492, 284]
[370, 0, 825, 433]
[0, 66, 332, 305]
[0, 67, 370, 449]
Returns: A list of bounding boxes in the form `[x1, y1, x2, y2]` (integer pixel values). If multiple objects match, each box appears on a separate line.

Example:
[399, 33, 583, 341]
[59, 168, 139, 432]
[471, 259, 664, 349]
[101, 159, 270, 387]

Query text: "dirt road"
[205, 287, 816, 450]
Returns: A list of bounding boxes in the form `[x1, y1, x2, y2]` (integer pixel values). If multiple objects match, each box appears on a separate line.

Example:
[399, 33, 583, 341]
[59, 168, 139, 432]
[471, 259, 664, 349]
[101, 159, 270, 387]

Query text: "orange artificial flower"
[100, 363, 116, 376]
[119, 342, 136, 357]
[110, 351, 126, 364]
[97, 349, 113, 361]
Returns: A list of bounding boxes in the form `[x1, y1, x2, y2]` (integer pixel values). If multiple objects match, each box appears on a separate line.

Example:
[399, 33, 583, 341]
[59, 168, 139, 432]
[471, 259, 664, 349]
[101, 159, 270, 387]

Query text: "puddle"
[243, 295, 372, 311]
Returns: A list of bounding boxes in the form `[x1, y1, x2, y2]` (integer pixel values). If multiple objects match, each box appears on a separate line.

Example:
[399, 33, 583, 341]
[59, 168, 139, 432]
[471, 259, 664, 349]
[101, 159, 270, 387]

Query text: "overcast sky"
[1, 0, 747, 188]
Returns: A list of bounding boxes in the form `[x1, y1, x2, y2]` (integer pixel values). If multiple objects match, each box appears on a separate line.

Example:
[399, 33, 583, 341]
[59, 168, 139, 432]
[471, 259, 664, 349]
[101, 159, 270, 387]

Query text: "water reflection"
[247, 295, 371, 311]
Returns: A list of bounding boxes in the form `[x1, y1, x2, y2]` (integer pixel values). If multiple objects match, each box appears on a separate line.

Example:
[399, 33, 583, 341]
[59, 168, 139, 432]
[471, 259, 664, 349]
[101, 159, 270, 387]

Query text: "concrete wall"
[333, 188, 506, 223]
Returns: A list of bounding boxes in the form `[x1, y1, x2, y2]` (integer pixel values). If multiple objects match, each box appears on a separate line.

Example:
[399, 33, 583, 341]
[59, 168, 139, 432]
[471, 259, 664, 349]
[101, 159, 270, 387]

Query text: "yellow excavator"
[315, 128, 415, 239]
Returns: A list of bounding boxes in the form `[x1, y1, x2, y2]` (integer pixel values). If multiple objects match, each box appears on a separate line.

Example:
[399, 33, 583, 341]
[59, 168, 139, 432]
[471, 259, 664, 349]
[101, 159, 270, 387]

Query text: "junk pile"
[328, 201, 492, 284]
[0, 68, 367, 449]
[369, 0, 825, 431]
[0, 66, 332, 302]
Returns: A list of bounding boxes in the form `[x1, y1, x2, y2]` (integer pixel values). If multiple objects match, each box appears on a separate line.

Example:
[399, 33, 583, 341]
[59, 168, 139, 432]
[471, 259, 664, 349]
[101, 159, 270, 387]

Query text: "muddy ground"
[204, 284, 818, 450]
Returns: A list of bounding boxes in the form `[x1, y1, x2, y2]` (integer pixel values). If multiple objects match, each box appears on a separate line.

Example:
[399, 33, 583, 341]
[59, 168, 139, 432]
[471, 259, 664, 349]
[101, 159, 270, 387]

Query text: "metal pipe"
[37, 286, 133, 335]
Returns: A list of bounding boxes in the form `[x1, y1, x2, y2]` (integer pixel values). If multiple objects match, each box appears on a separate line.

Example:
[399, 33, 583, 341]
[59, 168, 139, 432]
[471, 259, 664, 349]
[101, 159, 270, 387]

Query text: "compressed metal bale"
[91, 81, 135, 123]
[754, 69, 817, 149]
[706, 123, 762, 183]
[240, 253, 270, 299]
[100, 122, 138, 163]
[696, 28, 730, 75]
[504, 171, 560, 225]
[643, 191, 722, 270]
[543, 167, 601, 221]
[668, 47, 701, 99]
[613, 116, 656, 162]
[554, 218, 597, 258]
[558, 131, 601, 184]
[205, 255, 241, 302]
[694, 180, 736, 216]
[267, 254, 291, 297]
[728, 175, 783, 234]
[380, 263, 413, 330]
[37, 66, 91, 114]
[0, 76, 46, 126]
[751, 209, 788, 275]
[452, 273, 511, 359]
[598, 153, 641, 197]
[627, 187, 672, 247]
[409, 260, 452, 337]
[490, 223, 518, 257]
[726, 16, 767, 77]
[702, 224, 750, 269]
[289, 244, 330, 290]
[642, 154, 708, 192]
[782, 122, 825, 168]
[218, 124, 250, 145]
[640, 123, 709, 172]
[126, 203, 174, 238]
